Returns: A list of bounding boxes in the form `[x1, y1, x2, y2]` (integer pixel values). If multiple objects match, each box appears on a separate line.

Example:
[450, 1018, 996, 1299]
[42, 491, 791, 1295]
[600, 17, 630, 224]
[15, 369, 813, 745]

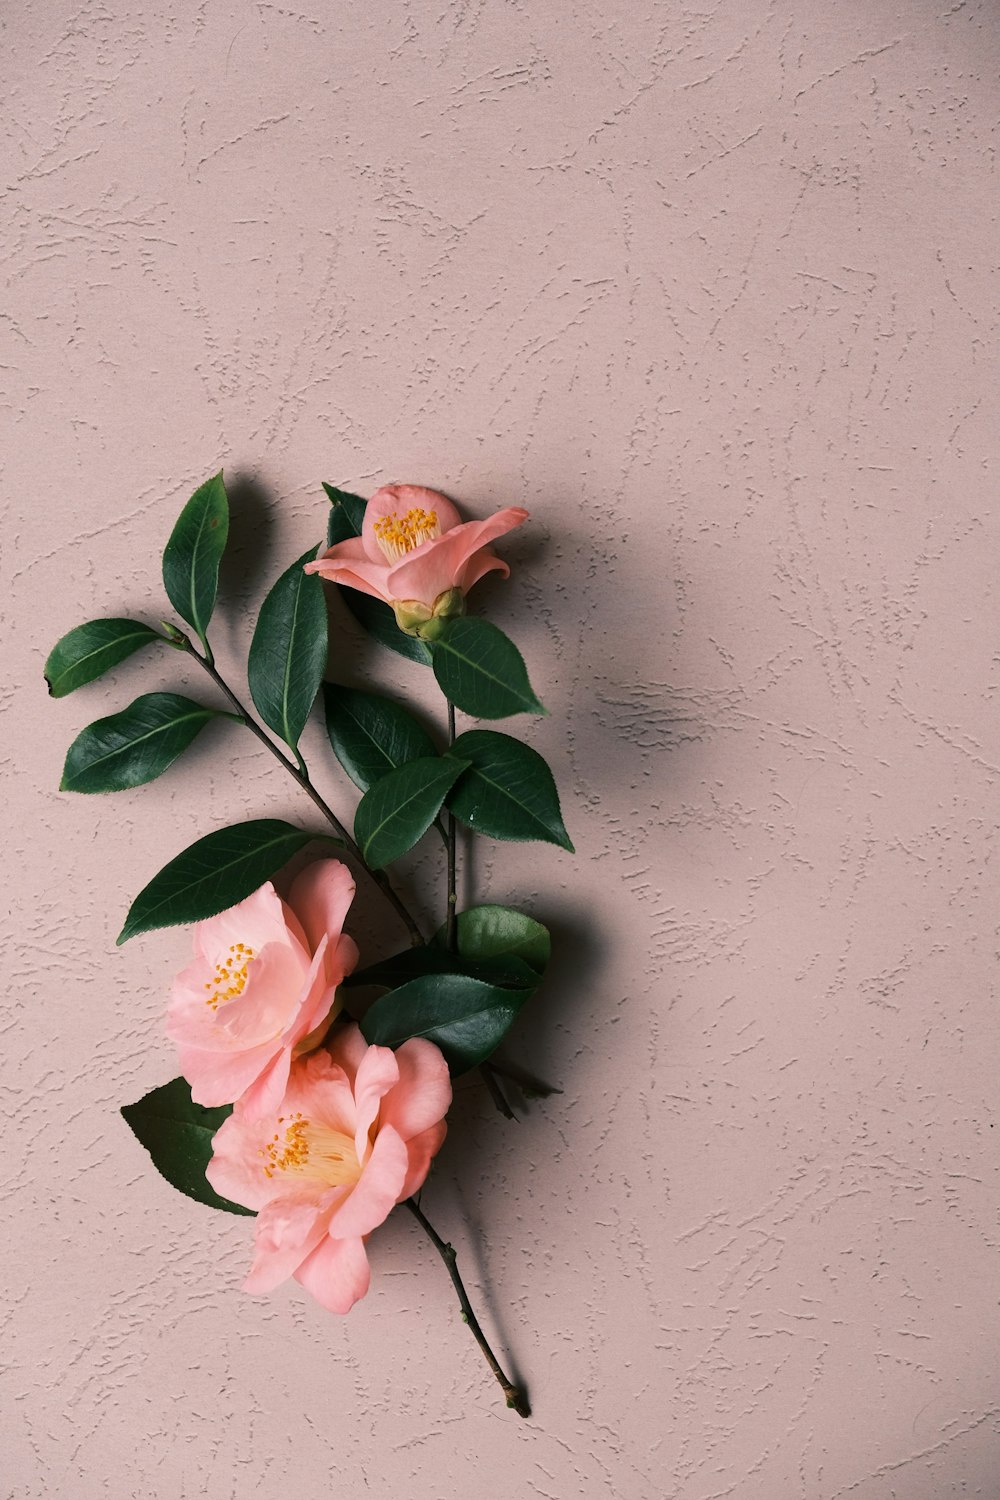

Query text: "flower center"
[372, 507, 441, 563]
[260, 1112, 361, 1188]
[204, 943, 256, 1011]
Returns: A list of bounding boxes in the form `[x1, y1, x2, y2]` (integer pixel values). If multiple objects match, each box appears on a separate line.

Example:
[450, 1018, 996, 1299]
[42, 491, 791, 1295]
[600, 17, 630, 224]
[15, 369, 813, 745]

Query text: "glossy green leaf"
[118, 818, 314, 944]
[434, 903, 551, 976]
[161, 472, 229, 646]
[361, 973, 532, 1074]
[354, 756, 468, 868]
[121, 1077, 252, 1216]
[446, 730, 573, 850]
[346, 944, 538, 992]
[323, 684, 437, 792]
[344, 592, 434, 665]
[44, 618, 164, 698]
[431, 618, 545, 719]
[60, 693, 222, 794]
[323, 482, 367, 546]
[247, 547, 327, 753]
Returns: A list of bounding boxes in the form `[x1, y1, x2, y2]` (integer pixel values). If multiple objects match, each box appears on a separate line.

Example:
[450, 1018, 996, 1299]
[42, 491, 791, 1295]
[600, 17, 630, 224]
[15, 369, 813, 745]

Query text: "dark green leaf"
[346, 944, 538, 992]
[60, 692, 221, 794]
[322, 482, 367, 546]
[247, 547, 327, 753]
[118, 818, 314, 944]
[323, 684, 437, 792]
[433, 903, 551, 976]
[121, 1077, 252, 1216]
[44, 618, 164, 698]
[354, 756, 467, 868]
[362, 973, 532, 1074]
[447, 730, 573, 850]
[343, 592, 434, 665]
[161, 472, 229, 646]
[432, 617, 545, 719]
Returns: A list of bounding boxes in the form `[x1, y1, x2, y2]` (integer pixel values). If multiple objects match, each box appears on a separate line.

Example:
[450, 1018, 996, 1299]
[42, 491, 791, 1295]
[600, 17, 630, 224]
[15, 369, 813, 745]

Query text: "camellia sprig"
[45, 474, 573, 1419]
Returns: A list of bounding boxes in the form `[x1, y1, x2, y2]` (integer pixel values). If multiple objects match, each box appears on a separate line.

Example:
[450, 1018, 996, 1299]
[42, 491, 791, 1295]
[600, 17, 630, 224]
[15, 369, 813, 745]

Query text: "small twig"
[405, 1197, 529, 1418]
[180, 635, 426, 946]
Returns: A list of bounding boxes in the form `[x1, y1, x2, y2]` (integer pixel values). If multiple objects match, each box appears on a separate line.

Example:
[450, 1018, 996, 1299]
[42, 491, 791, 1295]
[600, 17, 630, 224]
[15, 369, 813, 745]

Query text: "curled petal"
[288, 861, 357, 957]
[384, 508, 528, 608]
[327, 1126, 409, 1239]
[398, 1121, 449, 1202]
[293, 1233, 371, 1314]
[380, 1038, 453, 1143]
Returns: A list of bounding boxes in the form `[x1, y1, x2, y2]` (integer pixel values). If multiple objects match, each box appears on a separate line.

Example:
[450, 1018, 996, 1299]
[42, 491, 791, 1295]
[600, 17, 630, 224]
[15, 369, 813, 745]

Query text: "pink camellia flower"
[305, 483, 528, 638]
[166, 860, 358, 1121]
[206, 1023, 452, 1313]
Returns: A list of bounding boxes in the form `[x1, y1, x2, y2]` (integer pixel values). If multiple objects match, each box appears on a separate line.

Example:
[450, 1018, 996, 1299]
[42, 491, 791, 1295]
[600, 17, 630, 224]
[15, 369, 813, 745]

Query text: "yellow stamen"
[204, 942, 256, 1011]
[372, 507, 441, 563]
[258, 1112, 361, 1187]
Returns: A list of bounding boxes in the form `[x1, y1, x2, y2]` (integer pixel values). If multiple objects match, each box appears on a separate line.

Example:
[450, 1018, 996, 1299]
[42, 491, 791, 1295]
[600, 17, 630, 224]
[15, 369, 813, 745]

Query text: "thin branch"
[405, 1197, 529, 1418]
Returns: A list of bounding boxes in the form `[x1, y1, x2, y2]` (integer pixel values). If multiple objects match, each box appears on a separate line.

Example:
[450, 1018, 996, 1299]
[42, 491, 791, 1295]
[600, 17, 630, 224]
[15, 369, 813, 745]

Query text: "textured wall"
[6, 1, 1000, 1495]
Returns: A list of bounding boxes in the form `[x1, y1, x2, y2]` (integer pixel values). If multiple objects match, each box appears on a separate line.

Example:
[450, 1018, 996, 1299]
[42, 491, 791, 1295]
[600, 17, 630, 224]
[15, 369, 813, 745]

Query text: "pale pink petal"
[362, 485, 462, 562]
[243, 1197, 333, 1294]
[385, 508, 528, 607]
[293, 1233, 371, 1314]
[207, 1110, 281, 1213]
[305, 538, 394, 604]
[288, 860, 356, 955]
[398, 1121, 449, 1201]
[237, 1045, 292, 1122]
[324, 1021, 369, 1086]
[177, 1038, 280, 1108]
[196, 882, 293, 962]
[328, 933, 359, 987]
[285, 935, 333, 1043]
[351, 1044, 400, 1163]
[379, 1038, 453, 1144]
[217, 940, 310, 1047]
[457, 547, 511, 593]
[327, 1126, 408, 1239]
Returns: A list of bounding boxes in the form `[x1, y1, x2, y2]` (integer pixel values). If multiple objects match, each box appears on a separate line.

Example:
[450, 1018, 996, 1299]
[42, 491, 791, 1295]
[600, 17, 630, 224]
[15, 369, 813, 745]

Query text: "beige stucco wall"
[6, 1, 999, 1495]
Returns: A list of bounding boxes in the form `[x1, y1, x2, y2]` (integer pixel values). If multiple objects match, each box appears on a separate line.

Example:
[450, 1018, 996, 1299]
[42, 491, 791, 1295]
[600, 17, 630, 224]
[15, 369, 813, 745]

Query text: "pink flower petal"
[351, 1044, 400, 1163]
[362, 485, 462, 563]
[287, 860, 357, 956]
[385, 508, 528, 608]
[379, 1038, 453, 1143]
[237, 1046, 292, 1123]
[398, 1121, 449, 1201]
[244, 1196, 334, 1294]
[293, 1233, 371, 1314]
[216, 940, 310, 1047]
[177, 1039, 280, 1109]
[327, 1125, 409, 1239]
[305, 537, 394, 603]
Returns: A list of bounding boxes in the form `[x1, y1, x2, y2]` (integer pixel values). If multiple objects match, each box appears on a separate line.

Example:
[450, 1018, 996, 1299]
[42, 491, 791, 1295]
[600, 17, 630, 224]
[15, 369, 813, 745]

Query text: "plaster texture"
[4, 1, 1000, 1496]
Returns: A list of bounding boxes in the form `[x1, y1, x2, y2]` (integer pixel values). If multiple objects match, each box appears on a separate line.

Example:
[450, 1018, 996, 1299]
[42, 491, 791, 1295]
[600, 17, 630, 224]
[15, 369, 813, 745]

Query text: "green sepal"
[121, 1077, 252, 1216]
[44, 619, 164, 698]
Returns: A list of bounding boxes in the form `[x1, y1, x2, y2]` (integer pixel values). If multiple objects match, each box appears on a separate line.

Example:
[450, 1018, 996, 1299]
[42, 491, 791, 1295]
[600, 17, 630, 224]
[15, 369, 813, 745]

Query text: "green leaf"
[343, 592, 434, 666]
[446, 730, 573, 851]
[247, 548, 328, 754]
[118, 818, 314, 944]
[361, 973, 532, 1074]
[323, 684, 437, 792]
[346, 944, 538, 992]
[121, 1077, 252, 1216]
[354, 756, 468, 868]
[323, 482, 367, 546]
[432, 618, 545, 719]
[44, 618, 164, 698]
[60, 693, 222, 794]
[434, 903, 551, 976]
[161, 472, 229, 647]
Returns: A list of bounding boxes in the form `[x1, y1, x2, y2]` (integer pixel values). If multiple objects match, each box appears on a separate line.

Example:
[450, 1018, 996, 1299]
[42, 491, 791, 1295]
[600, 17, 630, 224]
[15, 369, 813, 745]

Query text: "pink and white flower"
[166, 860, 358, 1120]
[206, 1024, 452, 1313]
[305, 483, 528, 636]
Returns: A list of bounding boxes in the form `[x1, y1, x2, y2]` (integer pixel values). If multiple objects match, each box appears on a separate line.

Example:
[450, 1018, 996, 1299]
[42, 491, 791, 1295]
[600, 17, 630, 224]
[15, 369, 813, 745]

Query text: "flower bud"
[392, 599, 434, 636]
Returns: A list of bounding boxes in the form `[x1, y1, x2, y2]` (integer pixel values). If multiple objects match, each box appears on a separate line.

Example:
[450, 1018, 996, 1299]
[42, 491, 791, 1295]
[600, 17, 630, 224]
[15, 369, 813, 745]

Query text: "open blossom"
[304, 483, 528, 637]
[166, 860, 358, 1120]
[206, 1024, 452, 1314]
